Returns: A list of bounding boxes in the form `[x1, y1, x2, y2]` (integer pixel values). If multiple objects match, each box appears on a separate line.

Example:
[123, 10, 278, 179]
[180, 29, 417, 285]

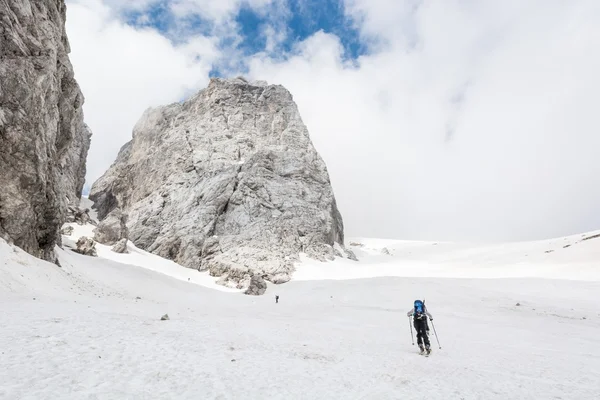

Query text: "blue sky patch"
[124, 1, 215, 43]
[287, 0, 365, 59]
[123, 0, 367, 71]
[235, 0, 366, 59]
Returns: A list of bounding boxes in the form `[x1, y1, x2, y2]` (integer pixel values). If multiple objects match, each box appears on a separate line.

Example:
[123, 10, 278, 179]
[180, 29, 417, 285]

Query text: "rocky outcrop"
[74, 237, 97, 257]
[66, 205, 94, 226]
[111, 238, 129, 254]
[244, 275, 267, 296]
[0, 0, 92, 262]
[90, 78, 351, 289]
[60, 226, 74, 236]
[93, 209, 128, 246]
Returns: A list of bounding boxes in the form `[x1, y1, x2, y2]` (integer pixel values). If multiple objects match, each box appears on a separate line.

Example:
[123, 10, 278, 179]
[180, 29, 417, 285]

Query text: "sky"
[65, 0, 600, 242]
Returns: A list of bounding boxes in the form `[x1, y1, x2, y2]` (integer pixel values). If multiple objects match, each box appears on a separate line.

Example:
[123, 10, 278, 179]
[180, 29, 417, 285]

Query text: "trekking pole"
[430, 319, 442, 349]
[408, 316, 414, 345]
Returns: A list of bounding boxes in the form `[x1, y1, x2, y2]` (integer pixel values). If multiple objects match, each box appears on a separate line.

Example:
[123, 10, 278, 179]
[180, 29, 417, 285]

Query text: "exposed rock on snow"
[244, 275, 268, 296]
[111, 238, 129, 254]
[66, 205, 94, 226]
[90, 77, 351, 291]
[93, 209, 128, 246]
[582, 233, 600, 241]
[161, 314, 169, 321]
[0, 0, 91, 262]
[60, 226, 74, 236]
[334, 242, 357, 261]
[74, 237, 97, 257]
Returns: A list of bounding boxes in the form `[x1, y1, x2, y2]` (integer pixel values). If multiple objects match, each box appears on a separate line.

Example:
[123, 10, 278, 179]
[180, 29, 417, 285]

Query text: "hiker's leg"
[423, 330, 430, 347]
[423, 320, 431, 347]
[416, 320, 425, 345]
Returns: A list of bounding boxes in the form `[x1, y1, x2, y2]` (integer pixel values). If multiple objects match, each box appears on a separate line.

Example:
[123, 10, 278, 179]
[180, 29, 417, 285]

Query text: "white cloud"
[66, 0, 219, 184]
[170, 0, 274, 20]
[246, 0, 600, 241]
[66, 0, 600, 241]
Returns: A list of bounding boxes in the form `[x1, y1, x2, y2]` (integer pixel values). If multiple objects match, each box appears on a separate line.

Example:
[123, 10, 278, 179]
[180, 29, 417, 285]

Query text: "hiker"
[275, 295, 279, 304]
[407, 299, 433, 354]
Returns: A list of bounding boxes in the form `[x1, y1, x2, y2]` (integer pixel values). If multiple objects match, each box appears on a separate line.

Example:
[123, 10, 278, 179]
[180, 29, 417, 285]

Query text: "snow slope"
[61, 219, 240, 293]
[295, 231, 600, 281]
[1, 229, 600, 399]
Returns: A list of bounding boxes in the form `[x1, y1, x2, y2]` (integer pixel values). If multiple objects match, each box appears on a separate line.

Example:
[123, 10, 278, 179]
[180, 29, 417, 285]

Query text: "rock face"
[244, 275, 267, 296]
[0, 0, 91, 262]
[91, 77, 350, 289]
[111, 238, 129, 254]
[93, 209, 128, 246]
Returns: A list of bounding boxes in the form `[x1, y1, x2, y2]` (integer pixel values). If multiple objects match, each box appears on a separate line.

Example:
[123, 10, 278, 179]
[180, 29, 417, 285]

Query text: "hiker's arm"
[406, 308, 414, 317]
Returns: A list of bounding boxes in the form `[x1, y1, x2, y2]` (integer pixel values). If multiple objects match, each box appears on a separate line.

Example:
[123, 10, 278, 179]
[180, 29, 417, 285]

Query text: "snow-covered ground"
[1, 225, 600, 399]
[61, 221, 240, 293]
[296, 231, 600, 281]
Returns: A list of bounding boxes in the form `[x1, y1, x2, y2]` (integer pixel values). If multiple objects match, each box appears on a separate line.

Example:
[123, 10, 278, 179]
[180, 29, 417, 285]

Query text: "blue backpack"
[414, 300, 425, 318]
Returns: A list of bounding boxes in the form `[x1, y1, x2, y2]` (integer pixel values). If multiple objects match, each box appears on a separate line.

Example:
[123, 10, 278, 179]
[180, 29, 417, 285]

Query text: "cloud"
[246, 0, 600, 241]
[169, 0, 278, 21]
[67, 0, 600, 241]
[66, 0, 220, 185]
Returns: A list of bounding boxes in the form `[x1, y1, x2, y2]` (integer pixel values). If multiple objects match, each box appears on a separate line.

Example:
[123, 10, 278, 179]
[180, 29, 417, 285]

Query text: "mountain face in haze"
[0, 0, 92, 262]
[90, 77, 354, 289]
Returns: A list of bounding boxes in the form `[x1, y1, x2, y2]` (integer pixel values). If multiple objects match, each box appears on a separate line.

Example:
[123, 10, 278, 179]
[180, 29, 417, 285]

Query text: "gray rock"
[161, 314, 169, 321]
[66, 205, 94, 226]
[111, 238, 129, 254]
[74, 237, 97, 257]
[244, 275, 268, 296]
[93, 209, 128, 246]
[305, 243, 336, 262]
[201, 236, 222, 265]
[90, 78, 352, 290]
[0, 0, 91, 262]
[334, 242, 358, 261]
[60, 226, 74, 236]
[582, 233, 600, 241]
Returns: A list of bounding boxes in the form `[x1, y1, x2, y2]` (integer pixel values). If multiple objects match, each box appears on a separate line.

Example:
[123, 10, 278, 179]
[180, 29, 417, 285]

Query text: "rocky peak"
[90, 77, 353, 290]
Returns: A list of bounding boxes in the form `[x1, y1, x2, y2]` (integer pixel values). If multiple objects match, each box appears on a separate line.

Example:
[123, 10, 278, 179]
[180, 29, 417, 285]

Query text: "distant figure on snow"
[407, 299, 433, 355]
[275, 295, 279, 304]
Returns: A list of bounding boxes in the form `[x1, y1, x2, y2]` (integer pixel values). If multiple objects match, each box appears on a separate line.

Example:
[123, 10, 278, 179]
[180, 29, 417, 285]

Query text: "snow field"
[1, 235, 600, 399]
